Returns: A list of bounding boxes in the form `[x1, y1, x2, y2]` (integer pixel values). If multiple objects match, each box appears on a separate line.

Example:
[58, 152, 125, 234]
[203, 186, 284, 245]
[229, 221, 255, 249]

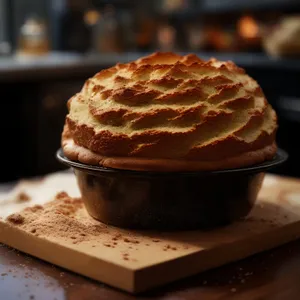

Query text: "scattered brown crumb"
[152, 239, 160, 243]
[112, 234, 122, 240]
[16, 192, 31, 202]
[122, 253, 129, 261]
[1, 273, 7, 276]
[163, 244, 172, 251]
[123, 238, 139, 244]
[56, 191, 69, 200]
[7, 213, 25, 225]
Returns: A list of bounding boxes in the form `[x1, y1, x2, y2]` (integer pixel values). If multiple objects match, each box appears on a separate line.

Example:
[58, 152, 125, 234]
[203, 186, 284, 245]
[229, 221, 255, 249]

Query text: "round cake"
[62, 52, 277, 171]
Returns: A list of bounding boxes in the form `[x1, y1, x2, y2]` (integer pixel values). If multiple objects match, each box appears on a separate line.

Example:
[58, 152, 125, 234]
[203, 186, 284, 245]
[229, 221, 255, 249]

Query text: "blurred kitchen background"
[1, 0, 300, 182]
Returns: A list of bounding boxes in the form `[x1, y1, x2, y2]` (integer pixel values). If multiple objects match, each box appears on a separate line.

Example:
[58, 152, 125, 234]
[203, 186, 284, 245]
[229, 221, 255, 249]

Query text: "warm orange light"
[84, 10, 101, 26]
[238, 15, 259, 39]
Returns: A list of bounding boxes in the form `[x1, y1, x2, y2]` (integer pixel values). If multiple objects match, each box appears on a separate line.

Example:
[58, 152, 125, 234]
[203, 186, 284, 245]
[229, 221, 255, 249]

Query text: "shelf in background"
[0, 51, 300, 82]
[157, 0, 300, 18]
[201, 0, 300, 13]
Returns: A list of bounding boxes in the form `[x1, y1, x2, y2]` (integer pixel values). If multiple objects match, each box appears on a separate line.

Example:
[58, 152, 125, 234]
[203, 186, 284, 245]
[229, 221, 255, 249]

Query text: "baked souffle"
[62, 52, 277, 171]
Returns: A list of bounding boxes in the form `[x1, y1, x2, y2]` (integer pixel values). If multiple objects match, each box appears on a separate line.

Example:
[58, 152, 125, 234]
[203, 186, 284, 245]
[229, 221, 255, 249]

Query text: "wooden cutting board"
[1, 173, 300, 294]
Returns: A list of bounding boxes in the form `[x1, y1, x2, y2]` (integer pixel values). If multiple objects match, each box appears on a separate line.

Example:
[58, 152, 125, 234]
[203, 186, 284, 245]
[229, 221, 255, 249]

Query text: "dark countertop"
[1, 239, 300, 300]
[0, 52, 300, 82]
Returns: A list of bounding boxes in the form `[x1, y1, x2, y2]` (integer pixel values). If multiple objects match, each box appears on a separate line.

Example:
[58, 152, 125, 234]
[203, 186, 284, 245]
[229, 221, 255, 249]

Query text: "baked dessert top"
[62, 52, 277, 171]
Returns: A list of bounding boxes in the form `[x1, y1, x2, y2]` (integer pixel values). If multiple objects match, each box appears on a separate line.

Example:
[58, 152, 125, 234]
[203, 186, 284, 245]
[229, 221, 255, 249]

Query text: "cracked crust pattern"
[62, 52, 277, 171]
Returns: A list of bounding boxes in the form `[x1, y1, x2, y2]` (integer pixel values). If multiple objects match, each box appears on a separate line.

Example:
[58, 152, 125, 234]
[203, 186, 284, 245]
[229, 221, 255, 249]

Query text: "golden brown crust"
[62, 52, 278, 171]
[62, 138, 276, 172]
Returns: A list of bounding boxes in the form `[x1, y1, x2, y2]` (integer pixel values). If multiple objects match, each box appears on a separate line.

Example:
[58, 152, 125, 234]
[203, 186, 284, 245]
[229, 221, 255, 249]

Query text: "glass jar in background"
[156, 22, 177, 52]
[135, 11, 156, 52]
[119, 10, 135, 52]
[17, 15, 50, 56]
[205, 25, 239, 52]
[93, 5, 123, 53]
[237, 14, 262, 51]
[160, 0, 191, 13]
[84, 8, 101, 53]
[186, 23, 207, 51]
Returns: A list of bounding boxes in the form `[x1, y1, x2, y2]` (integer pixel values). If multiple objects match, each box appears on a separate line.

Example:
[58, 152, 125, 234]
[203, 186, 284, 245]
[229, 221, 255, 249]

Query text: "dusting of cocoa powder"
[3, 191, 173, 264]
[5, 192, 106, 244]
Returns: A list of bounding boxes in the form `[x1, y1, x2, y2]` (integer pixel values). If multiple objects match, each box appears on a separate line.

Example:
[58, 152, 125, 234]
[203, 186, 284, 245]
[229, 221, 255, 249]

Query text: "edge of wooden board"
[1, 219, 300, 294]
[133, 221, 300, 293]
[0, 221, 135, 293]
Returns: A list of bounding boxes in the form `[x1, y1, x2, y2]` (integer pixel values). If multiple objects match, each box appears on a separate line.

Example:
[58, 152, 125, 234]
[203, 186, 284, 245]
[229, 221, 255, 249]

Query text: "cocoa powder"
[4, 191, 185, 264]
[5, 192, 106, 244]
